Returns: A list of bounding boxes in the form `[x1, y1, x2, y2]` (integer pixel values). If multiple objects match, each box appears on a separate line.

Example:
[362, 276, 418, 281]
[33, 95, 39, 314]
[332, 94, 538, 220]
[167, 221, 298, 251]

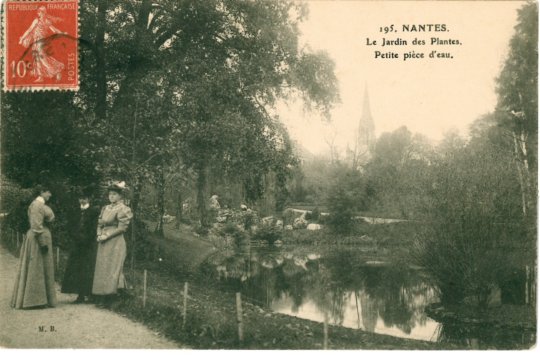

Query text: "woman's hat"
[107, 181, 127, 193]
[78, 185, 96, 198]
[34, 184, 52, 196]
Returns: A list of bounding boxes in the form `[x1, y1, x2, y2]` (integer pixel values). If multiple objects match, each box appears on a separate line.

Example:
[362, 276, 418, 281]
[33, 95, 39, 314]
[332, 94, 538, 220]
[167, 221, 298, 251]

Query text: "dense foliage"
[1, 0, 339, 227]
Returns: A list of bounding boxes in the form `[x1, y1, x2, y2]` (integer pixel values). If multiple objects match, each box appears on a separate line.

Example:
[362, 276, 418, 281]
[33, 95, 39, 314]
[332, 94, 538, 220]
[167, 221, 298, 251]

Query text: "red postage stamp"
[3, 0, 79, 91]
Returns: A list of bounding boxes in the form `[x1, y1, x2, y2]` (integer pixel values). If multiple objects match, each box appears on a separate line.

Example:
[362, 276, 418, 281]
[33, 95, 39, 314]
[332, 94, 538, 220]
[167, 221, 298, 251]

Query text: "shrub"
[318, 213, 330, 225]
[253, 224, 283, 244]
[241, 209, 258, 230]
[325, 167, 368, 235]
[413, 225, 511, 307]
[326, 185, 360, 235]
[304, 207, 320, 222]
[131, 219, 154, 261]
[214, 222, 249, 247]
[0, 177, 33, 233]
[412, 135, 530, 308]
[194, 225, 209, 236]
[281, 208, 297, 225]
[0, 176, 33, 214]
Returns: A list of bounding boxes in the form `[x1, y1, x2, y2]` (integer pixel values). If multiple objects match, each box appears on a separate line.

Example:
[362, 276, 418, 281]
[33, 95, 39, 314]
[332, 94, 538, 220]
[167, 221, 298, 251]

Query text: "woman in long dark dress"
[11, 186, 56, 309]
[61, 188, 100, 303]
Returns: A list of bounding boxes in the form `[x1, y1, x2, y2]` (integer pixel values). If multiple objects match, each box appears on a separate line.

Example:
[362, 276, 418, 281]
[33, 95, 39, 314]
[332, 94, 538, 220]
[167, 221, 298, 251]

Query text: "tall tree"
[496, 2, 538, 222]
[365, 126, 432, 218]
[159, 0, 339, 225]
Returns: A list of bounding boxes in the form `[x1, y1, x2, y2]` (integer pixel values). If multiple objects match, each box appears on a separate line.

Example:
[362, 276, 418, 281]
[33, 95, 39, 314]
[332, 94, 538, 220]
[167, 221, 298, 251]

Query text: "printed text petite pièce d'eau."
[366, 24, 462, 61]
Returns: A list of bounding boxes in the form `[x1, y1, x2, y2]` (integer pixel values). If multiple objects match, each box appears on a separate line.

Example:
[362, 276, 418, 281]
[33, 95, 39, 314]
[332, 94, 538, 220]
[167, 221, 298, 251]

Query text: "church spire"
[358, 85, 375, 152]
[349, 85, 376, 170]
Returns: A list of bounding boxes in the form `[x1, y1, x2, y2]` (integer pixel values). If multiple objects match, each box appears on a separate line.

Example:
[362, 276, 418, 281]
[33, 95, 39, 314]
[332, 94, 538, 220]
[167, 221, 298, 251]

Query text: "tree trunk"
[196, 165, 208, 227]
[95, 0, 107, 122]
[130, 182, 141, 272]
[513, 133, 528, 217]
[175, 189, 183, 229]
[155, 163, 165, 237]
[512, 131, 534, 221]
[275, 172, 287, 213]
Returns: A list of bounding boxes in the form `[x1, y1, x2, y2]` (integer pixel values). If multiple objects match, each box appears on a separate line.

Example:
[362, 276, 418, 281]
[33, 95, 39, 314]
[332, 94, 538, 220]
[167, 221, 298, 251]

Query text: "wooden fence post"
[143, 269, 147, 308]
[525, 265, 530, 305]
[323, 312, 329, 349]
[355, 291, 361, 329]
[236, 292, 244, 343]
[532, 266, 537, 308]
[182, 282, 188, 329]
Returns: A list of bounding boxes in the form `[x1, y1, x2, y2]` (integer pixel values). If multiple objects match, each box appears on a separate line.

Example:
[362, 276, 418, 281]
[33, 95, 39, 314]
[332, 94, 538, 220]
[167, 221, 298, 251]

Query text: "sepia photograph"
[0, 0, 537, 350]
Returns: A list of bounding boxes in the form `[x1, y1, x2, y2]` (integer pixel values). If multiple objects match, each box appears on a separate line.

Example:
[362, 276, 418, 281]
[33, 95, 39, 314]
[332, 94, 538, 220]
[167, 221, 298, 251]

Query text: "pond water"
[267, 272, 440, 342]
[201, 245, 535, 349]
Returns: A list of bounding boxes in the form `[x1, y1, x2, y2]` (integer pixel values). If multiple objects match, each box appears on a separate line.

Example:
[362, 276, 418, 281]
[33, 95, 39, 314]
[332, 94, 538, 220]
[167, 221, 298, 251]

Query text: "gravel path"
[0, 246, 182, 348]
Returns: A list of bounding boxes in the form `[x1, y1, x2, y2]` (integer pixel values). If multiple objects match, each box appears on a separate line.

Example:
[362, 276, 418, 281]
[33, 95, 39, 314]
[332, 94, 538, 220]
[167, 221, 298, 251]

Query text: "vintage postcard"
[0, 0, 537, 350]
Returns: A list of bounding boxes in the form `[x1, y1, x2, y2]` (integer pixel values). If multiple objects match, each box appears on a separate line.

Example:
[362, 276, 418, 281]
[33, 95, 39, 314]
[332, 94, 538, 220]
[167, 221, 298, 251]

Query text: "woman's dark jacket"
[61, 204, 100, 296]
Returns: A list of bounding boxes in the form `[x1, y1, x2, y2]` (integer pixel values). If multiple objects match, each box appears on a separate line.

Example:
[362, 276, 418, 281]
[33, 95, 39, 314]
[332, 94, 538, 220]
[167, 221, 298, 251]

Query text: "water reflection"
[201, 246, 535, 348]
[204, 246, 440, 341]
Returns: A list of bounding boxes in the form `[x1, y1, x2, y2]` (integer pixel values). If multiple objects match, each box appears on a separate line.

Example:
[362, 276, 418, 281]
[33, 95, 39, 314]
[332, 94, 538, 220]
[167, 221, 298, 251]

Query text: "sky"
[277, 0, 525, 155]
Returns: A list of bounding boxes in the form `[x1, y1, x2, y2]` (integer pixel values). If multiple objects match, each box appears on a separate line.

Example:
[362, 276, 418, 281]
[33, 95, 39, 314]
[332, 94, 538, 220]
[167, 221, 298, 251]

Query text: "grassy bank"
[101, 259, 457, 350]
